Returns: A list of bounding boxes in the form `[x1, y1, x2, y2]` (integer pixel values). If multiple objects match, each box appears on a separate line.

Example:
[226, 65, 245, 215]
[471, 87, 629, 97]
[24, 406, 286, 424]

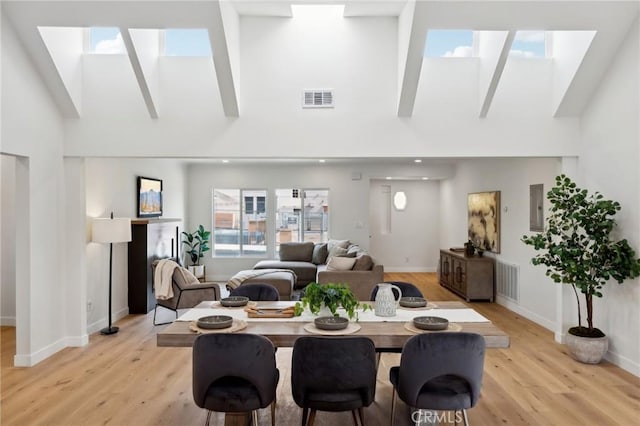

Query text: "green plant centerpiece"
[522, 175, 640, 362]
[182, 225, 211, 266]
[294, 283, 370, 319]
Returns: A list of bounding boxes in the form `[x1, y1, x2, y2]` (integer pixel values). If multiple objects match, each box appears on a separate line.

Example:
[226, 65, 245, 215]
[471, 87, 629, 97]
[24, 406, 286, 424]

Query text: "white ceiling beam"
[120, 28, 159, 119]
[397, 0, 425, 117]
[478, 30, 514, 118]
[209, 0, 240, 117]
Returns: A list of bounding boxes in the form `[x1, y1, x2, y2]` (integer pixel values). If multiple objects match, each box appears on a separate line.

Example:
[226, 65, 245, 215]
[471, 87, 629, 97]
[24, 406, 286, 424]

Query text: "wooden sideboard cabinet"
[128, 218, 182, 314]
[439, 249, 495, 302]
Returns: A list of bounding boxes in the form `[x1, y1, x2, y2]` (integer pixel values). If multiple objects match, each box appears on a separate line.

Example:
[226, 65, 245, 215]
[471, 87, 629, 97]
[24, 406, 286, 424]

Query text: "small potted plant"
[522, 175, 640, 363]
[294, 283, 370, 319]
[182, 225, 211, 279]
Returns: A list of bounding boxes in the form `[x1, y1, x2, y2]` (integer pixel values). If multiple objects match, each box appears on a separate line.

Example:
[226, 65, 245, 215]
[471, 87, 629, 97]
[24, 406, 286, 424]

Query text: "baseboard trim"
[384, 267, 437, 273]
[604, 349, 640, 376]
[14, 337, 67, 367]
[87, 307, 130, 335]
[0, 316, 16, 326]
[496, 295, 555, 332]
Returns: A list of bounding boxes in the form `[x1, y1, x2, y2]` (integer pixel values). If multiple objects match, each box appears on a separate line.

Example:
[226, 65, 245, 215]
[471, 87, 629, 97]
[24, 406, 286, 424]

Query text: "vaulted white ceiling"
[3, 0, 638, 122]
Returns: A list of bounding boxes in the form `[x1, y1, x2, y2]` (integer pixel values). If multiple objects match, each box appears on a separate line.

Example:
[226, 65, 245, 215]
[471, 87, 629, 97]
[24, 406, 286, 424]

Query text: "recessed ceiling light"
[222, 159, 229, 163]
[414, 159, 422, 163]
[422, 177, 429, 180]
[385, 177, 392, 180]
[318, 159, 326, 163]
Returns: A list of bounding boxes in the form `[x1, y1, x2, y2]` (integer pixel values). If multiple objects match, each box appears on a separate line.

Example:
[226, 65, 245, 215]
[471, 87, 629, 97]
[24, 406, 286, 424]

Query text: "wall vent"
[302, 89, 334, 108]
[496, 260, 519, 302]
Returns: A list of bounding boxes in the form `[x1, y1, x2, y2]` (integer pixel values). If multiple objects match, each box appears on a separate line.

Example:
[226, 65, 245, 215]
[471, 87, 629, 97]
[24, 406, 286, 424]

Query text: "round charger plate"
[314, 316, 349, 330]
[404, 321, 462, 334]
[413, 316, 449, 330]
[304, 322, 361, 336]
[399, 297, 428, 308]
[220, 296, 250, 307]
[398, 302, 438, 311]
[211, 300, 257, 309]
[190, 319, 248, 334]
[197, 315, 233, 329]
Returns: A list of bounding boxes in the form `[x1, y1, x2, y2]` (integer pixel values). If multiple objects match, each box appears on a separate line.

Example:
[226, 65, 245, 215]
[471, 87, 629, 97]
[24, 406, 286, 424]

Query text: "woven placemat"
[189, 319, 248, 334]
[210, 301, 258, 309]
[398, 302, 438, 311]
[404, 322, 462, 334]
[303, 323, 361, 336]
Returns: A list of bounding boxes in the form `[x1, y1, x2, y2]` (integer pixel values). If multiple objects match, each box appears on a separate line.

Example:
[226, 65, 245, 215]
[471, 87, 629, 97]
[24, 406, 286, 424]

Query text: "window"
[89, 27, 126, 54]
[510, 31, 546, 58]
[275, 189, 329, 249]
[213, 189, 267, 257]
[425, 30, 474, 58]
[163, 29, 212, 56]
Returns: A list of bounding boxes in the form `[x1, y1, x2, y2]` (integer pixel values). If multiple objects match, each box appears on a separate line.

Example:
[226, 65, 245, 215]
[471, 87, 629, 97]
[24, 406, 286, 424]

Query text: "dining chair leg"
[462, 409, 469, 426]
[204, 410, 212, 426]
[252, 410, 258, 426]
[376, 352, 382, 369]
[351, 410, 359, 426]
[358, 407, 365, 426]
[390, 388, 397, 426]
[301, 407, 309, 426]
[271, 401, 276, 426]
[308, 409, 317, 426]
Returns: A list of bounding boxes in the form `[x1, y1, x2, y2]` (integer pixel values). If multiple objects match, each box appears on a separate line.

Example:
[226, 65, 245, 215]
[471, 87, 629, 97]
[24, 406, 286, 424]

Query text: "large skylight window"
[425, 30, 474, 58]
[89, 27, 126, 54]
[510, 31, 546, 58]
[164, 29, 212, 57]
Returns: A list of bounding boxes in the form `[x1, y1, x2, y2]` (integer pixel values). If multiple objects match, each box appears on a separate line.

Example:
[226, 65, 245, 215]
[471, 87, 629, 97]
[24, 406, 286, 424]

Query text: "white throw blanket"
[154, 259, 179, 300]
[226, 269, 296, 290]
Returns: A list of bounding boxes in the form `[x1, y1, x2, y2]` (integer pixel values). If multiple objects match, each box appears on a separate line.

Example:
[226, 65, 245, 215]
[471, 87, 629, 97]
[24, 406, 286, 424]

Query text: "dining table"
[156, 300, 509, 348]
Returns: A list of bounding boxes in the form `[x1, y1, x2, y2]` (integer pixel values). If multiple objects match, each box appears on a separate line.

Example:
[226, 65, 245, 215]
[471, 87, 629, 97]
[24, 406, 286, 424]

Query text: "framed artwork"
[529, 184, 544, 232]
[137, 176, 163, 218]
[468, 191, 500, 253]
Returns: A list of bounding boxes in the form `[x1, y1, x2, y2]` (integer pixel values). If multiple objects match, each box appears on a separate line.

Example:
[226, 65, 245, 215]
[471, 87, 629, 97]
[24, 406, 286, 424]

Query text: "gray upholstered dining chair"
[291, 336, 377, 426]
[389, 332, 486, 426]
[230, 283, 280, 301]
[192, 333, 279, 426]
[151, 260, 220, 325]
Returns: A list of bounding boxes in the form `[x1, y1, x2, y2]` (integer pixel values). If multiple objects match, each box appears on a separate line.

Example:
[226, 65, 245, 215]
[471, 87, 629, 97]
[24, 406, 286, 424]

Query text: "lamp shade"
[91, 217, 132, 243]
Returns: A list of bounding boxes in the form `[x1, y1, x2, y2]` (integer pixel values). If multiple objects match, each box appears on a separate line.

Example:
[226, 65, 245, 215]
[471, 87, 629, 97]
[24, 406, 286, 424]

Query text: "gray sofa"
[253, 241, 384, 301]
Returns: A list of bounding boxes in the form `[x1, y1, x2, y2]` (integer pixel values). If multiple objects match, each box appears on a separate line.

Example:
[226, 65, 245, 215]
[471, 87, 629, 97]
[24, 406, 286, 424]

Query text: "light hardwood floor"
[1, 273, 639, 425]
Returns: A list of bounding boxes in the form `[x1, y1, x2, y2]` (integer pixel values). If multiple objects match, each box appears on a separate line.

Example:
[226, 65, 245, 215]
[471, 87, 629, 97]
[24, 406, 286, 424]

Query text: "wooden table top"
[156, 301, 510, 349]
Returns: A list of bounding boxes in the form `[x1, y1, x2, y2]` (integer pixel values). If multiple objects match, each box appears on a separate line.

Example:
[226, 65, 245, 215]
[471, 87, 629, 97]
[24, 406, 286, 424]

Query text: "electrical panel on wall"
[302, 89, 334, 108]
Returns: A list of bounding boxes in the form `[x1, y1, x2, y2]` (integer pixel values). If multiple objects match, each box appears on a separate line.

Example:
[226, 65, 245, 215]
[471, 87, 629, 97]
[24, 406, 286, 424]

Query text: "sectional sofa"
[252, 240, 384, 301]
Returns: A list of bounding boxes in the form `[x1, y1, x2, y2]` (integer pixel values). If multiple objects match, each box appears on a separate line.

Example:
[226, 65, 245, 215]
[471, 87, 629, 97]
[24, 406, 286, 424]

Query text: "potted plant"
[522, 175, 640, 363]
[294, 283, 370, 319]
[182, 225, 211, 279]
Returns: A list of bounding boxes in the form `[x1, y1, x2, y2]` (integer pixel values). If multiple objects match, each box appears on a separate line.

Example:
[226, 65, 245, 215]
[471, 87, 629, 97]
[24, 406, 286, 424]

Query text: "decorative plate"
[314, 316, 349, 331]
[197, 315, 234, 329]
[399, 297, 428, 308]
[413, 316, 449, 331]
[220, 296, 250, 307]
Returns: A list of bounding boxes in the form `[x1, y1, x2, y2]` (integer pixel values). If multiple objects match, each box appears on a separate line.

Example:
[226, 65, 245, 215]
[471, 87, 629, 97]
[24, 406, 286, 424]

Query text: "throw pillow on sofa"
[327, 245, 357, 261]
[279, 242, 314, 262]
[352, 254, 374, 271]
[327, 239, 350, 252]
[326, 256, 357, 271]
[312, 243, 329, 265]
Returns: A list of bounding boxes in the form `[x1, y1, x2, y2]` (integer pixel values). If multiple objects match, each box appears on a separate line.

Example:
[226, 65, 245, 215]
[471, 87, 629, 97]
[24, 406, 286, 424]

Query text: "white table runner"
[176, 303, 489, 323]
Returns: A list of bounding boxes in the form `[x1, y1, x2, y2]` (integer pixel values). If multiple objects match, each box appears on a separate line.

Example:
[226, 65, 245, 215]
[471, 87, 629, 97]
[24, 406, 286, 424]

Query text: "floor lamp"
[92, 213, 131, 335]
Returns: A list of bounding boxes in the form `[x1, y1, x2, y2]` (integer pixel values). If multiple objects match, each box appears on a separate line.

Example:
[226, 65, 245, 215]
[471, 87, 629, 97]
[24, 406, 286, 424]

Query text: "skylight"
[425, 30, 474, 58]
[89, 27, 126, 54]
[164, 29, 212, 57]
[510, 31, 546, 58]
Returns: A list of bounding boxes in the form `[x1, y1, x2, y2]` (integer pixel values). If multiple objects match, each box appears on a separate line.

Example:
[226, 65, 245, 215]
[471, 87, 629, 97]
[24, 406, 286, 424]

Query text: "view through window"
[213, 189, 267, 257]
[275, 189, 329, 249]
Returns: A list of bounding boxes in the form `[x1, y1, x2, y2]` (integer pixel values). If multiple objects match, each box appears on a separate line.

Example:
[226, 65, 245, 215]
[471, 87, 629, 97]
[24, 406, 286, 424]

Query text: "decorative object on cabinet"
[468, 191, 500, 253]
[128, 218, 181, 314]
[439, 249, 494, 302]
[137, 176, 162, 218]
[181, 225, 210, 279]
[91, 212, 132, 335]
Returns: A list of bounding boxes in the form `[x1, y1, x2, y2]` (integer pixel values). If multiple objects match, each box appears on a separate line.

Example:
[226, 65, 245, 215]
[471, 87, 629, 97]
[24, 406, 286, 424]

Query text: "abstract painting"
[468, 191, 500, 253]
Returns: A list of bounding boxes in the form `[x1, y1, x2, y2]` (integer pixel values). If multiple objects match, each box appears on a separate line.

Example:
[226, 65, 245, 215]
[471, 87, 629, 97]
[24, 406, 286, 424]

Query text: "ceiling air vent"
[302, 89, 334, 108]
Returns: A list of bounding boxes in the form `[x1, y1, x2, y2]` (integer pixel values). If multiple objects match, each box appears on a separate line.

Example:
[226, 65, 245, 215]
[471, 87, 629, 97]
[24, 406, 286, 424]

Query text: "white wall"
[84, 158, 187, 332]
[439, 158, 561, 330]
[370, 179, 441, 272]
[186, 161, 453, 280]
[1, 155, 17, 325]
[63, 13, 581, 158]
[1, 15, 67, 366]
[578, 18, 639, 375]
